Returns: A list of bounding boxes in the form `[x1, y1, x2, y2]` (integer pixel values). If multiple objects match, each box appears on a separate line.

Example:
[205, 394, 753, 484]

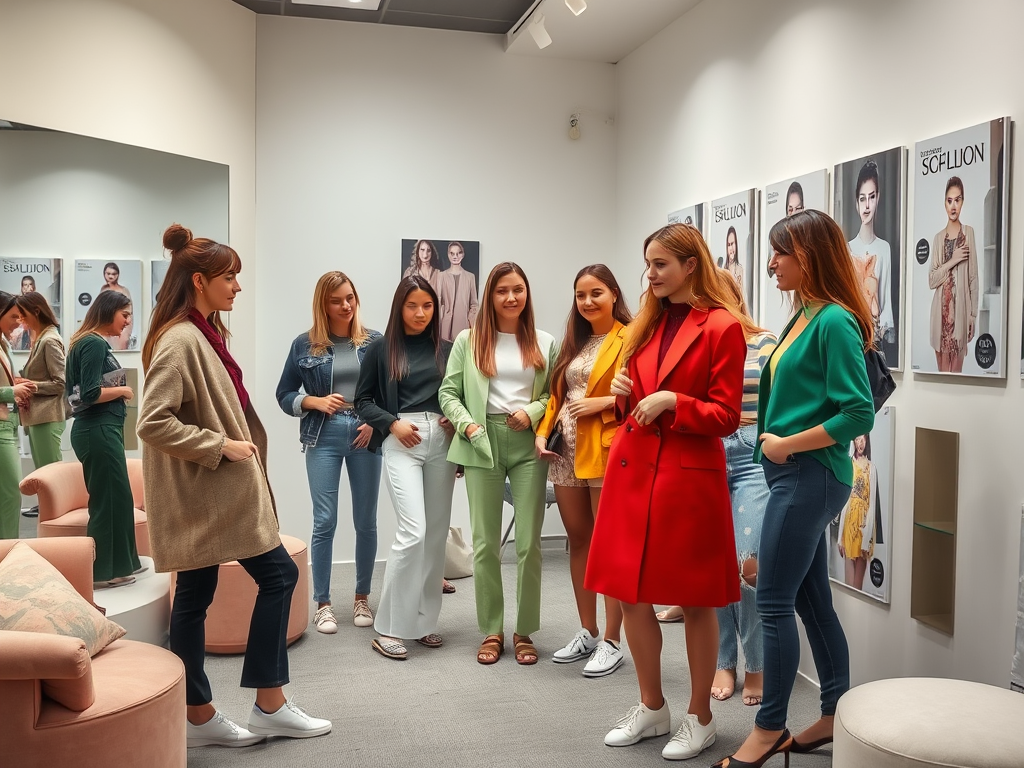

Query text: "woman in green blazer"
[439, 262, 557, 666]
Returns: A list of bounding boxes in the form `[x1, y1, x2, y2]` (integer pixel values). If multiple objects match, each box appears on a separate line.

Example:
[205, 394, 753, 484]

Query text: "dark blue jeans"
[756, 454, 850, 730]
[170, 543, 298, 706]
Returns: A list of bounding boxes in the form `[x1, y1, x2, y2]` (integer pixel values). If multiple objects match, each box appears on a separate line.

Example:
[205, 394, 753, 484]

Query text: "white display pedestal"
[92, 556, 170, 646]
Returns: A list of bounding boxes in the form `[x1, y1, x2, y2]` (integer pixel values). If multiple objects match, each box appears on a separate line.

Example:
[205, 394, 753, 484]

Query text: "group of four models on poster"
[129, 211, 872, 763]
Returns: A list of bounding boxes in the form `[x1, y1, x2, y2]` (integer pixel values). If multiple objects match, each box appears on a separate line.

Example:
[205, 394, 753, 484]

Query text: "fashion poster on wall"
[151, 259, 170, 305]
[708, 189, 757, 315]
[828, 406, 895, 604]
[74, 259, 142, 351]
[760, 170, 828, 337]
[400, 239, 480, 343]
[834, 147, 905, 369]
[1, 258, 62, 353]
[668, 203, 705, 235]
[911, 118, 1010, 378]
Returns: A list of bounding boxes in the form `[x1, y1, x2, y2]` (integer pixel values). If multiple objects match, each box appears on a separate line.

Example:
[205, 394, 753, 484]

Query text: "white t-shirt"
[487, 332, 538, 414]
[848, 233, 893, 333]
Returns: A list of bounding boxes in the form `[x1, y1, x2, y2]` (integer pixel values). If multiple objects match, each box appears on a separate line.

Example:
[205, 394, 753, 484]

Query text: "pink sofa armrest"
[0, 630, 95, 711]
[18, 462, 90, 523]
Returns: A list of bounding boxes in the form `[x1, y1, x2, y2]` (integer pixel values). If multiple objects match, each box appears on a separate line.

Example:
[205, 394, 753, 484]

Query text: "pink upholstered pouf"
[170, 535, 309, 654]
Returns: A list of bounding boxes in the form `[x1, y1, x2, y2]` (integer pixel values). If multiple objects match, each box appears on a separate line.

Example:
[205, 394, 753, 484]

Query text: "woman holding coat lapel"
[586, 223, 746, 761]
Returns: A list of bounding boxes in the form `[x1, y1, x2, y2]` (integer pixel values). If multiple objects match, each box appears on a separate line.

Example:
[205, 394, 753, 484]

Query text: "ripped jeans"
[716, 424, 768, 673]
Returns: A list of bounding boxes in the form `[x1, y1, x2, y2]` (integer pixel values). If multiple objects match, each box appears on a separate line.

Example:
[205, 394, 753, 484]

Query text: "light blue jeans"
[305, 412, 382, 603]
[716, 424, 767, 673]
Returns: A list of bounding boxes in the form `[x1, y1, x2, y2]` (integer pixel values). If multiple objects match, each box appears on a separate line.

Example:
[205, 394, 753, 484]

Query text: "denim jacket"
[276, 329, 381, 450]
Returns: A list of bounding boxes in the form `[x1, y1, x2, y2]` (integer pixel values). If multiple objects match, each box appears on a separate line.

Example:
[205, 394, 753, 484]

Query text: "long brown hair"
[407, 240, 440, 273]
[308, 271, 369, 356]
[717, 268, 766, 342]
[15, 292, 60, 333]
[550, 265, 632, 401]
[142, 224, 241, 370]
[768, 210, 873, 347]
[622, 223, 746, 365]
[472, 262, 544, 377]
[385, 276, 445, 380]
[69, 291, 131, 350]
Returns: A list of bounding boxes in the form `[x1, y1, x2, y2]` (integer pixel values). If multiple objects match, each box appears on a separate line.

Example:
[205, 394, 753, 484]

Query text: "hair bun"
[163, 223, 193, 253]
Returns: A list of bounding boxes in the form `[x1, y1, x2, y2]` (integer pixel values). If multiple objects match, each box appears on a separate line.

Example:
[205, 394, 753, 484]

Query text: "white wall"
[254, 16, 617, 561]
[0, 0, 258, 372]
[616, 0, 1024, 687]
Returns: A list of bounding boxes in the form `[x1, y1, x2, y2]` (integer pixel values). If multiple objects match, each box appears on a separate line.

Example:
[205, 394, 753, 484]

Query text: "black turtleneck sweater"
[398, 330, 445, 415]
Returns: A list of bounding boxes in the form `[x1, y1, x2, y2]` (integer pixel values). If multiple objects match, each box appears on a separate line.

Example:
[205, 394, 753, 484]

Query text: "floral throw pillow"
[0, 542, 126, 656]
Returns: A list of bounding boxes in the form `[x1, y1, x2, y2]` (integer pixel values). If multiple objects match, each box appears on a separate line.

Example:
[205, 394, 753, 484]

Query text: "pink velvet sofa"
[19, 459, 151, 556]
[0, 538, 185, 767]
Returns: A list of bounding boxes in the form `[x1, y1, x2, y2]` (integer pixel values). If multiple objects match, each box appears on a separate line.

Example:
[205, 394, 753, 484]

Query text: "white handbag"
[444, 526, 474, 579]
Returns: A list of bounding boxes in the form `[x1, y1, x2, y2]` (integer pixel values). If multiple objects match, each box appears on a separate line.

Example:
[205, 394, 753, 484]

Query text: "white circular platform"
[92, 557, 170, 646]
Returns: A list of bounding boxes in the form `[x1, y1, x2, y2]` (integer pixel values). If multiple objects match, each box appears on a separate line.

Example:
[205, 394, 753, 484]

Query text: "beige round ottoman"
[835, 677, 1024, 767]
[170, 535, 309, 654]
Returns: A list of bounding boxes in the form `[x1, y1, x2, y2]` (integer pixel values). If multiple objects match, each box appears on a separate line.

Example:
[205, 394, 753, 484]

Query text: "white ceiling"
[505, 0, 705, 64]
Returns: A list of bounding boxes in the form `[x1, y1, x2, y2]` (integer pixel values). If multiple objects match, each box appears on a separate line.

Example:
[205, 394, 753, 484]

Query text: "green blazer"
[439, 328, 558, 469]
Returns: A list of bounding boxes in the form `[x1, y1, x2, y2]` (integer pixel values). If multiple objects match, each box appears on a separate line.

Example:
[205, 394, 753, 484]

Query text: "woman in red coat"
[586, 223, 746, 761]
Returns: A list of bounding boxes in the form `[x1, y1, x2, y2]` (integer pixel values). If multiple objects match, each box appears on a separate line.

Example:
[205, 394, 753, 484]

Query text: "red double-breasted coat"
[585, 306, 745, 607]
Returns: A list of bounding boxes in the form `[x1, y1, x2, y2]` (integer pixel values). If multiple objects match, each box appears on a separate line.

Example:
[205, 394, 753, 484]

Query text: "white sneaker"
[662, 713, 717, 760]
[187, 711, 266, 748]
[353, 599, 374, 628]
[583, 639, 624, 678]
[552, 628, 599, 663]
[604, 700, 671, 747]
[313, 605, 338, 634]
[248, 700, 332, 739]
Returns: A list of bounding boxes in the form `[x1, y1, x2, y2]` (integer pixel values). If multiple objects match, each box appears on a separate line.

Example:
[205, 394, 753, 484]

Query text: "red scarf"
[187, 309, 250, 412]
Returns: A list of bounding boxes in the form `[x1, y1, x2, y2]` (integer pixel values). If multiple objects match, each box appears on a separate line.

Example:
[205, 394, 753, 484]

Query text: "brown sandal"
[477, 634, 504, 665]
[513, 633, 538, 665]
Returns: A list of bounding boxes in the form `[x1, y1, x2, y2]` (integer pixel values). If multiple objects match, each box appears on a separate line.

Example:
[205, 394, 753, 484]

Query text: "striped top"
[741, 332, 777, 427]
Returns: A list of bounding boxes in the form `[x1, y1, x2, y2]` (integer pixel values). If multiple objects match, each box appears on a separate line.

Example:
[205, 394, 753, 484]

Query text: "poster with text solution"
[708, 189, 757, 316]
[0, 258, 62, 353]
[911, 118, 1010, 379]
[760, 170, 828, 337]
[74, 259, 142, 351]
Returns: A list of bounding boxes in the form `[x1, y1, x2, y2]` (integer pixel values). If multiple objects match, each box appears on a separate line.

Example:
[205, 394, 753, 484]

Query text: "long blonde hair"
[308, 272, 369, 356]
[622, 223, 747, 365]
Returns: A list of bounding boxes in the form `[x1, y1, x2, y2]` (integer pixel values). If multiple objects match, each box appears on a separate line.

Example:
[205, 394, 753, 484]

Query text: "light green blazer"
[439, 328, 558, 469]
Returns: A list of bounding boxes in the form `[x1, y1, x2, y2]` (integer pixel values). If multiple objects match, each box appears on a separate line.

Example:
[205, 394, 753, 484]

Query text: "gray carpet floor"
[184, 543, 833, 768]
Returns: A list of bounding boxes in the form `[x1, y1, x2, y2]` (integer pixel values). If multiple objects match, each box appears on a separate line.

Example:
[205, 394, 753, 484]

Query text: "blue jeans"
[304, 412, 382, 603]
[716, 425, 767, 673]
[756, 453, 851, 730]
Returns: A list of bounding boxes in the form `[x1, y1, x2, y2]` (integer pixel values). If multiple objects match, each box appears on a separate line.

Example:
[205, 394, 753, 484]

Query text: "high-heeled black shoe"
[710, 729, 792, 768]
[789, 734, 832, 753]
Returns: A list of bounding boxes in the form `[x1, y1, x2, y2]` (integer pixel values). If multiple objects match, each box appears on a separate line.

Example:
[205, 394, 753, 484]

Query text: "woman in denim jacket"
[277, 271, 382, 634]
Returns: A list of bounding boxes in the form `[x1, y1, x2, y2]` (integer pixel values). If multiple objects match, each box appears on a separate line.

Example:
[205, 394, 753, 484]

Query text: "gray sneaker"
[187, 711, 265, 748]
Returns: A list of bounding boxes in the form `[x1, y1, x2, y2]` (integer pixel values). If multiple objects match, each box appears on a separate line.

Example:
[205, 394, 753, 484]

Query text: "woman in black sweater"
[355, 276, 456, 661]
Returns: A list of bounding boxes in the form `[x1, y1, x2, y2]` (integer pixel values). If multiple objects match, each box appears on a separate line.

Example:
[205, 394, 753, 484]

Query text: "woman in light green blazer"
[439, 262, 557, 666]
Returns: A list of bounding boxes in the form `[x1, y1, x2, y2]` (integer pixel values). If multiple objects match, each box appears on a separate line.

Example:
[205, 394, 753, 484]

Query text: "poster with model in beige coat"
[910, 118, 1010, 378]
[400, 239, 480, 342]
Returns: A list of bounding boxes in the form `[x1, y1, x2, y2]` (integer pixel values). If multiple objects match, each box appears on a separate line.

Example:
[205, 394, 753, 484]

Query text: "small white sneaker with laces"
[248, 700, 332, 739]
[583, 639, 624, 677]
[661, 713, 717, 760]
[187, 711, 266, 748]
[353, 598, 374, 628]
[604, 700, 671, 746]
[313, 605, 338, 634]
[552, 627, 599, 663]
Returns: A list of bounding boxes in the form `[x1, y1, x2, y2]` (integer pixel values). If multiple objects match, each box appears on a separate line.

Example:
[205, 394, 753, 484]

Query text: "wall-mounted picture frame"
[709, 189, 757, 316]
[74, 259, 143, 351]
[400, 239, 480, 342]
[668, 203, 705, 236]
[0, 257, 62, 353]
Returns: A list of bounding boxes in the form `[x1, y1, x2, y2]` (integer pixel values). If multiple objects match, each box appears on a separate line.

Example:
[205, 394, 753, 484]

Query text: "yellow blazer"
[537, 321, 627, 480]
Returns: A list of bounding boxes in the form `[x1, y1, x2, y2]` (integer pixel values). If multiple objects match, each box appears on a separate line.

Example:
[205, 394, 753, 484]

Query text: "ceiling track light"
[565, 0, 587, 15]
[528, 13, 552, 49]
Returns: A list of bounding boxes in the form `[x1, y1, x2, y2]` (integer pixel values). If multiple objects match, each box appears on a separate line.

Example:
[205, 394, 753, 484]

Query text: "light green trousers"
[27, 420, 65, 468]
[464, 415, 549, 636]
[0, 420, 20, 539]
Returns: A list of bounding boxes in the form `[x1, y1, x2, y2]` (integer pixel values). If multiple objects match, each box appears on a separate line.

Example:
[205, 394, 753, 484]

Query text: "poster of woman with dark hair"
[709, 189, 756, 314]
[74, 259, 142, 350]
[399, 239, 480, 342]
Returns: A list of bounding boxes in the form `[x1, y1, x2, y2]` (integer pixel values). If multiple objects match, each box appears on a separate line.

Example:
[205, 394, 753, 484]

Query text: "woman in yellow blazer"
[536, 265, 631, 678]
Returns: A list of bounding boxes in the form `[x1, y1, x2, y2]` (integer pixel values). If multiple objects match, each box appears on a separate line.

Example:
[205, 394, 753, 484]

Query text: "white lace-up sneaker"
[248, 700, 332, 739]
[313, 605, 338, 634]
[353, 599, 374, 628]
[552, 628, 599, 663]
[582, 639, 624, 678]
[187, 711, 265, 748]
[604, 700, 671, 747]
[661, 713, 717, 760]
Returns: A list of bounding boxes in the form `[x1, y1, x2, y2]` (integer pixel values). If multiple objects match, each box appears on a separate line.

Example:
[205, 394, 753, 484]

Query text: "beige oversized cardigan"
[137, 322, 280, 573]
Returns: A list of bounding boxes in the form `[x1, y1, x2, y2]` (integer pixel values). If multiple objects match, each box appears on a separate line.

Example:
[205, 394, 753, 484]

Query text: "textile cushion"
[0, 542, 126, 656]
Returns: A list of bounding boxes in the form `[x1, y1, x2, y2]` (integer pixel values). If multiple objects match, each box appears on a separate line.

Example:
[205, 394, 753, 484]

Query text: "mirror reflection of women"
[100, 262, 134, 350]
[847, 160, 893, 343]
[838, 434, 876, 590]
[438, 241, 478, 342]
[929, 176, 978, 373]
[404, 240, 443, 296]
[16, 292, 66, 472]
[724, 226, 744, 289]
[0, 292, 36, 538]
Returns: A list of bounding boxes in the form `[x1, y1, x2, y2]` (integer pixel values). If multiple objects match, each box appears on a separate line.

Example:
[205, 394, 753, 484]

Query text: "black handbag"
[865, 347, 895, 413]
[545, 421, 564, 455]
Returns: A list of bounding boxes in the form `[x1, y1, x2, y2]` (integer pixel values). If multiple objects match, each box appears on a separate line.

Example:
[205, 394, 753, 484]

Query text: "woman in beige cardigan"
[16, 292, 66, 469]
[928, 176, 978, 373]
[438, 241, 478, 342]
[138, 224, 331, 750]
